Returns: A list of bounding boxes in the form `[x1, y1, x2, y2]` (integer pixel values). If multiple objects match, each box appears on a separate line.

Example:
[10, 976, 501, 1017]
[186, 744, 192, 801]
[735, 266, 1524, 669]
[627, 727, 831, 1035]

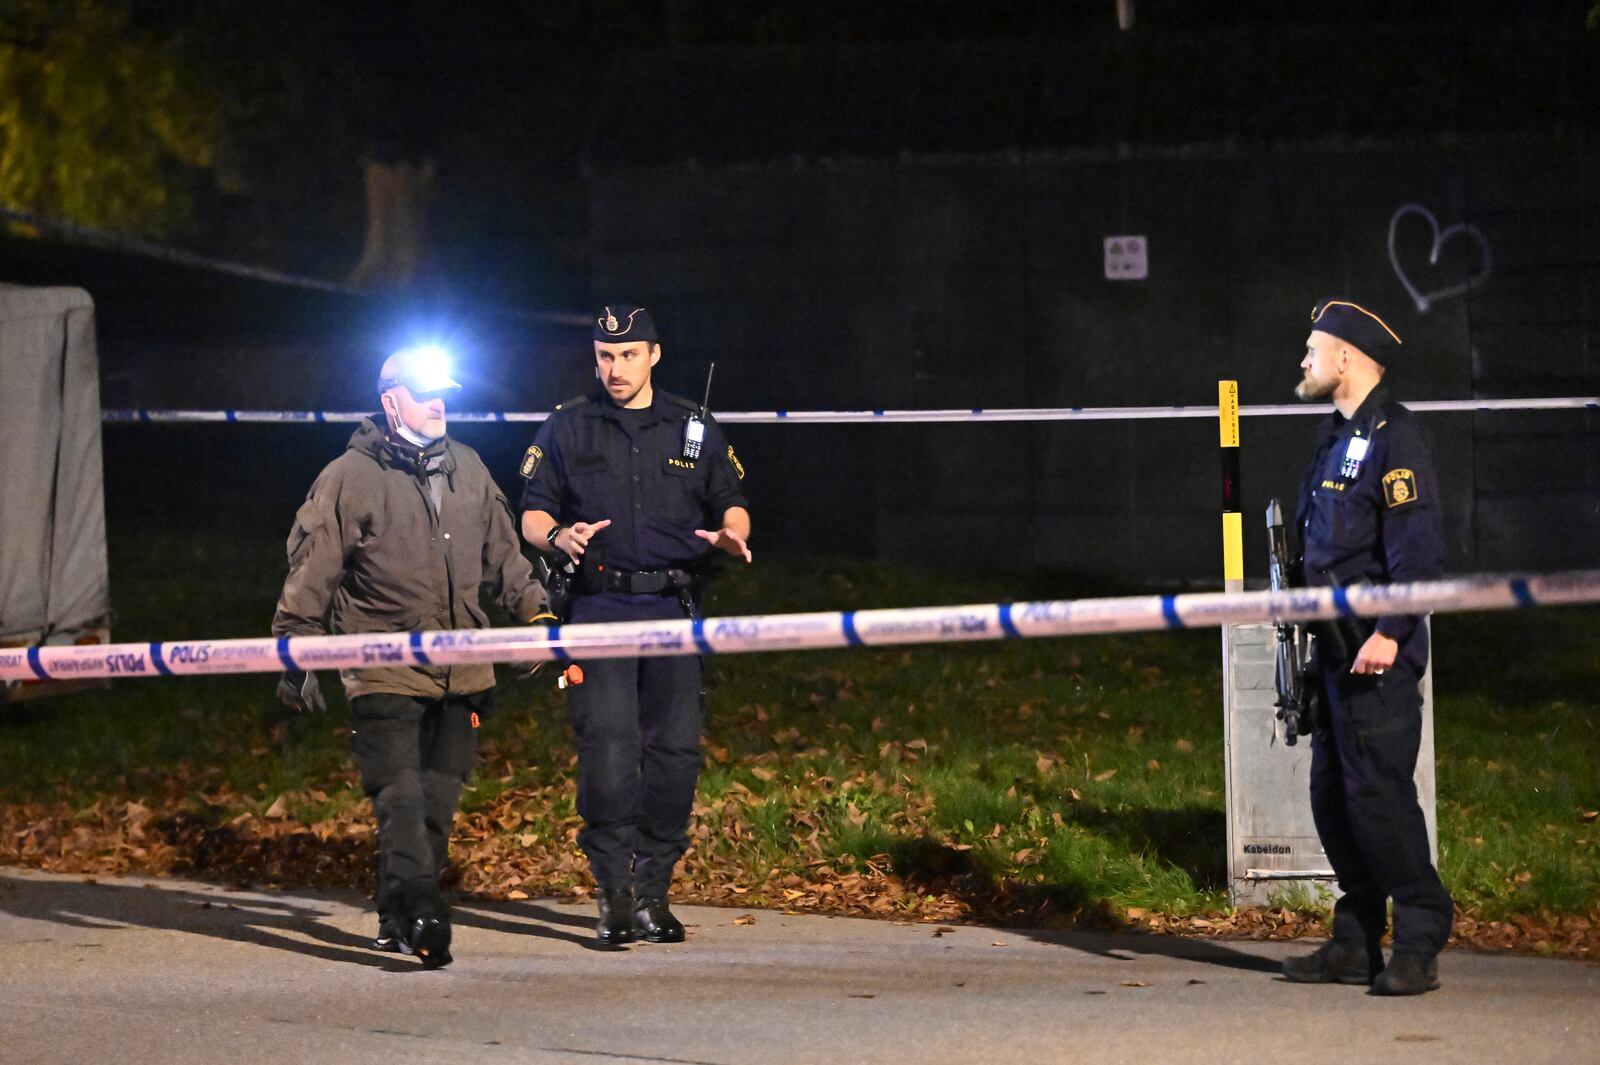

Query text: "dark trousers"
[1311, 665, 1453, 955]
[568, 594, 704, 897]
[349, 690, 486, 924]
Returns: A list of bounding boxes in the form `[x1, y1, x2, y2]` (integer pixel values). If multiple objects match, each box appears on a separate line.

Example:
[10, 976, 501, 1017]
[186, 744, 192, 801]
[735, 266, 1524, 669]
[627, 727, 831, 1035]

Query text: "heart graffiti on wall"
[1387, 203, 1493, 314]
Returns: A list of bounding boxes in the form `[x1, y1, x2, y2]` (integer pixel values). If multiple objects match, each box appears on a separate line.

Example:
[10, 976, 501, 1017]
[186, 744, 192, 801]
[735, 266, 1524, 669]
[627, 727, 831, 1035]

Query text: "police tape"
[99, 396, 1600, 426]
[4, 570, 1597, 684]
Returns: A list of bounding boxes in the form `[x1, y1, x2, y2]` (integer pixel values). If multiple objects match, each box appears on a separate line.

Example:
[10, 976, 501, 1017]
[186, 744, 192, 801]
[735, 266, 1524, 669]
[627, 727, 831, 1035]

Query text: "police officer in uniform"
[1282, 299, 1454, 995]
[273, 346, 550, 967]
[519, 304, 752, 945]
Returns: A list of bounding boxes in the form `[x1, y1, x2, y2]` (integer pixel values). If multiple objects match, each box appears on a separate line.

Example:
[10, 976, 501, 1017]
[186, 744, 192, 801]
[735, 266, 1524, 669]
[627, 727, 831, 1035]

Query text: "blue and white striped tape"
[99, 397, 1600, 427]
[4, 570, 1596, 684]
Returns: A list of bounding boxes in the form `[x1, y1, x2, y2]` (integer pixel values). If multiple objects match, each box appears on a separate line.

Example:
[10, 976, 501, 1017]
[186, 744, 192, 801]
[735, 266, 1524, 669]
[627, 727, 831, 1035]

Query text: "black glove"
[512, 613, 560, 683]
[276, 670, 327, 713]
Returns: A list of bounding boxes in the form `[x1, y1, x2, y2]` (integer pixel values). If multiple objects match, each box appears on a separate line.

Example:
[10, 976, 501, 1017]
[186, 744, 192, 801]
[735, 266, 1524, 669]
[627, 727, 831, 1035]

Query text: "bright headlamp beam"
[381, 343, 461, 395]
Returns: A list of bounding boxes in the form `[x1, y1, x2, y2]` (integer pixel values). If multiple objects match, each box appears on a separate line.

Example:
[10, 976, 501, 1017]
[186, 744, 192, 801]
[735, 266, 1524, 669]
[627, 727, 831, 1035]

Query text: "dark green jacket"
[272, 418, 546, 700]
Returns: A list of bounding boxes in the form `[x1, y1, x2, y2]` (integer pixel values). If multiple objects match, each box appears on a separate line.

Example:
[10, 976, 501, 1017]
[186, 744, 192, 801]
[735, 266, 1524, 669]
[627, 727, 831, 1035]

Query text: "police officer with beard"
[273, 346, 549, 967]
[1281, 300, 1453, 996]
[519, 304, 751, 946]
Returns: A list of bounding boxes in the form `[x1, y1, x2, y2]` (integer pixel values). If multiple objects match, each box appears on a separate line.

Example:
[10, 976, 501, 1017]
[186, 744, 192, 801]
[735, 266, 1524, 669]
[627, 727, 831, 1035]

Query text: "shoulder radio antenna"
[700, 361, 716, 418]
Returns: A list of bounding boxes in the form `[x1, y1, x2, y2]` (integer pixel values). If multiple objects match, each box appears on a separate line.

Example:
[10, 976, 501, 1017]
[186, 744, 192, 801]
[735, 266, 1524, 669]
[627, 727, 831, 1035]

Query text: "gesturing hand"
[555, 519, 611, 559]
[695, 527, 752, 563]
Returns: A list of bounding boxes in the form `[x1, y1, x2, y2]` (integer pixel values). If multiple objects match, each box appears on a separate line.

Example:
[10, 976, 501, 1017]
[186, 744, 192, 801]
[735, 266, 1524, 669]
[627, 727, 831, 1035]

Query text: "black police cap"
[594, 304, 658, 343]
[1309, 299, 1402, 364]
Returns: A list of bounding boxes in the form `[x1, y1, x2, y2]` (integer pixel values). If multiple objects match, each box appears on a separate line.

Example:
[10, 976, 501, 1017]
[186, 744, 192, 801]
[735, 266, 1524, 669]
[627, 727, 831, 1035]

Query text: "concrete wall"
[590, 134, 1600, 582]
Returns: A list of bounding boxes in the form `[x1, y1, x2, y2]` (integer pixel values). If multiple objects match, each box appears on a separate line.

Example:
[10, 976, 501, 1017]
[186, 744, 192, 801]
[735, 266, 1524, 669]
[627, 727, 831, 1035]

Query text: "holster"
[537, 556, 575, 622]
[1303, 641, 1326, 733]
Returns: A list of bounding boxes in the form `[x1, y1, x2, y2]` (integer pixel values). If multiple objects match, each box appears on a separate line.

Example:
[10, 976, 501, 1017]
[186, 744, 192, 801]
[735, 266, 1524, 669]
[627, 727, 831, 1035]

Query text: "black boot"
[1371, 951, 1439, 995]
[1282, 939, 1381, 985]
[373, 913, 403, 953]
[633, 896, 686, 943]
[596, 888, 637, 946]
[400, 914, 453, 969]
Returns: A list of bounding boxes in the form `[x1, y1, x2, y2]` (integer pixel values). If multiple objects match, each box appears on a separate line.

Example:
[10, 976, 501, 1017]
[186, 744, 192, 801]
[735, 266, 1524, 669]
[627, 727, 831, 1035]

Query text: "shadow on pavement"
[453, 897, 604, 950]
[0, 873, 409, 970]
[1022, 926, 1285, 975]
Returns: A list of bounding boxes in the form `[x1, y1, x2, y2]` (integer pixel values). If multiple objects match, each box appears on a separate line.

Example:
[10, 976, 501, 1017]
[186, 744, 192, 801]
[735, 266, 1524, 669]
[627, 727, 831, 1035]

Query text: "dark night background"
[3, 0, 1598, 581]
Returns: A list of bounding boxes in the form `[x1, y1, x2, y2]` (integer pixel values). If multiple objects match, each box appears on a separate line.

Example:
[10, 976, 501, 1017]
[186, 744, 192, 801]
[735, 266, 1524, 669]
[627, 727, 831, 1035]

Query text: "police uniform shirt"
[1295, 382, 1444, 673]
[519, 389, 748, 572]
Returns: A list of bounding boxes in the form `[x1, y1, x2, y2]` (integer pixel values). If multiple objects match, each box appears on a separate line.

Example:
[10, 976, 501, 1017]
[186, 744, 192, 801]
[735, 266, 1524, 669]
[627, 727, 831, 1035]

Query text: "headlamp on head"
[379, 344, 461, 396]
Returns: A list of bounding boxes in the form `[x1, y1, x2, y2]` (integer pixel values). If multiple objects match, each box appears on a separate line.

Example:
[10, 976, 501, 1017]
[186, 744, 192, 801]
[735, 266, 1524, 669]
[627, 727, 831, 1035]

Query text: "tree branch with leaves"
[0, 0, 220, 235]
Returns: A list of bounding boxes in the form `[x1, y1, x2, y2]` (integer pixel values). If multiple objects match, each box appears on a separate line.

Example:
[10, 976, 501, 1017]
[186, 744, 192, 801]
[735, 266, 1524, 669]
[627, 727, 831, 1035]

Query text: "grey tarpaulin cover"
[0, 284, 111, 698]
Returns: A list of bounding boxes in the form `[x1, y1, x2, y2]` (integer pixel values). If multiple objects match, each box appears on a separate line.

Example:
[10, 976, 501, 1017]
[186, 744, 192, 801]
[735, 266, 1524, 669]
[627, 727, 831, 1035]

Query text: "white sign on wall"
[1104, 235, 1148, 280]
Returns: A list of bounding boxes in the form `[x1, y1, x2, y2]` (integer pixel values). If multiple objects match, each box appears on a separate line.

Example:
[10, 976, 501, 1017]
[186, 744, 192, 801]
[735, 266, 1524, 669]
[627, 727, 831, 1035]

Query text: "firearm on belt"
[538, 554, 575, 623]
[528, 555, 585, 688]
[1266, 498, 1312, 745]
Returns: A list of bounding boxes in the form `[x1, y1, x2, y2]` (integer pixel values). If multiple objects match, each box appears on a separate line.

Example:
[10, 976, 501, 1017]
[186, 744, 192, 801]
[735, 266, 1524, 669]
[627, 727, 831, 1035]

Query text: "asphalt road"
[0, 868, 1594, 1065]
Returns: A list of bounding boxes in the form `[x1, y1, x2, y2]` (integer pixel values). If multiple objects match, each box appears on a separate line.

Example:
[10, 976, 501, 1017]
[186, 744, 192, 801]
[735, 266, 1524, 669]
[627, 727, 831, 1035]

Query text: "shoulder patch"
[520, 444, 544, 479]
[727, 444, 745, 480]
[553, 395, 590, 412]
[1382, 468, 1418, 508]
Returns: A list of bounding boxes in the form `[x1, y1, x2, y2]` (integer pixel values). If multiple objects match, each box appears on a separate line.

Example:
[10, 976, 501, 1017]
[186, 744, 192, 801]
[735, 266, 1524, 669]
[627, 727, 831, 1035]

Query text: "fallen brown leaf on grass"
[1093, 769, 1118, 782]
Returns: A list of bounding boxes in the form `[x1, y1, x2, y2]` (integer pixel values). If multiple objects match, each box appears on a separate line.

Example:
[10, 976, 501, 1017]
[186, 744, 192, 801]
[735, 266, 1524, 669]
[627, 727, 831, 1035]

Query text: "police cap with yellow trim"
[594, 303, 658, 343]
[1309, 298, 1402, 365]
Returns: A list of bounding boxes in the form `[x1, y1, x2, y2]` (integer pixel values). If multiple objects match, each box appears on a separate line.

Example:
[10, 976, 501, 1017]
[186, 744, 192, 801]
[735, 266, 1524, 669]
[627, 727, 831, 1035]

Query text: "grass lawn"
[2, 518, 1596, 947]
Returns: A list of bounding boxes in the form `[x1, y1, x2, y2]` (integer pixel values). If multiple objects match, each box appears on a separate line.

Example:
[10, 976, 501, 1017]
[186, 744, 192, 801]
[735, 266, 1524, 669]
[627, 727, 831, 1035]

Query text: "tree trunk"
[346, 158, 435, 290]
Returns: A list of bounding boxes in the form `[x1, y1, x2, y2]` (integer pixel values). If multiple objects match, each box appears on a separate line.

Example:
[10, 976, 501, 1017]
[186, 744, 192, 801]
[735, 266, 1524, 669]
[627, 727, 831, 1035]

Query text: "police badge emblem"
[1383, 468, 1418, 508]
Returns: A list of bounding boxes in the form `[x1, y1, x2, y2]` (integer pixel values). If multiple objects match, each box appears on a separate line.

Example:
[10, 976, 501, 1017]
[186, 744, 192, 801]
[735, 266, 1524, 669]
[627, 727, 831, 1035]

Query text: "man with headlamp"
[272, 344, 550, 968]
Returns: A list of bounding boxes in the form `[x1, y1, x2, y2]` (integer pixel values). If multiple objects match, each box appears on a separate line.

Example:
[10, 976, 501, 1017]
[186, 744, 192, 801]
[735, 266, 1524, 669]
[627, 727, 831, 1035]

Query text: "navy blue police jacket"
[1294, 383, 1444, 676]
[518, 387, 748, 582]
